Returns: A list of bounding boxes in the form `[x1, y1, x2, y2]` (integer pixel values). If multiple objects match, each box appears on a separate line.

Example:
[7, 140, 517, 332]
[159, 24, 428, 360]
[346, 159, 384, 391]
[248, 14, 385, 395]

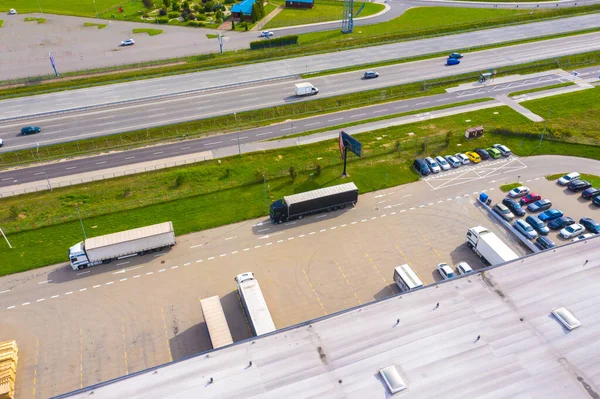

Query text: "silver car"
[493, 204, 514, 221]
[444, 155, 461, 168]
[435, 156, 451, 171]
[425, 157, 441, 173]
[455, 153, 470, 165]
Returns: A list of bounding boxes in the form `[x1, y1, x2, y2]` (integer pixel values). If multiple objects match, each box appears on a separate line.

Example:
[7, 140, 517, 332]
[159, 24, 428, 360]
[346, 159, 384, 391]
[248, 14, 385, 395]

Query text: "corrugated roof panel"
[85, 222, 174, 250]
[284, 183, 358, 206]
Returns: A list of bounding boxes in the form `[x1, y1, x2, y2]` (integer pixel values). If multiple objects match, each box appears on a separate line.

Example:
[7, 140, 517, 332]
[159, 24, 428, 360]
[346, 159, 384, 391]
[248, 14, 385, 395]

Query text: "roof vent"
[379, 365, 407, 394]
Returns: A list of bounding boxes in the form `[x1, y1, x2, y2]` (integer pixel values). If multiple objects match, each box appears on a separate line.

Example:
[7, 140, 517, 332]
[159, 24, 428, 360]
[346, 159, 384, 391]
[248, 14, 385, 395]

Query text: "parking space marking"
[422, 235, 443, 259]
[302, 269, 328, 315]
[79, 328, 84, 388]
[335, 261, 361, 305]
[365, 253, 395, 295]
[160, 307, 173, 362]
[122, 317, 129, 375]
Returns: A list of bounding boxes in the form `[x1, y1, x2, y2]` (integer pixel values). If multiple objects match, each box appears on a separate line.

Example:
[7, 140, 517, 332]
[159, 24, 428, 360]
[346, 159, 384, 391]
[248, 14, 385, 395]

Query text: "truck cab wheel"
[298, 215, 303, 220]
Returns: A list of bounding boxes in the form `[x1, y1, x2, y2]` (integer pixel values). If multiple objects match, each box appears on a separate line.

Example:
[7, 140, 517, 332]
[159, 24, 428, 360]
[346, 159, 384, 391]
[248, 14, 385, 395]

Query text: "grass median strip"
[83, 21, 108, 29]
[24, 17, 47, 23]
[132, 28, 163, 36]
[500, 183, 521, 192]
[508, 82, 576, 97]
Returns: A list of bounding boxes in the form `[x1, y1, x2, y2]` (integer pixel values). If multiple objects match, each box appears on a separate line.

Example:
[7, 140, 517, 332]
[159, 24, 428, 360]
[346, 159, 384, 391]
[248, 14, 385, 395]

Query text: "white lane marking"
[330, 227, 337, 230]
[181, 146, 191, 150]
[113, 265, 143, 274]
[415, 101, 430, 106]
[256, 131, 272, 136]
[38, 280, 51, 284]
[22, 302, 31, 306]
[428, 203, 433, 206]
[243, 248, 250, 251]
[277, 240, 284, 243]
[184, 262, 191, 266]
[1, 177, 14, 181]
[266, 242, 272, 246]
[65, 166, 77, 170]
[409, 207, 415, 210]
[403, 194, 412, 198]
[66, 291, 74, 294]
[299, 234, 305, 237]
[395, 105, 408, 109]
[51, 295, 60, 298]
[328, 117, 343, 122]
[7, 306, 16, 310]
[220, 253, 227, 257]
[351, 222, 357, 225]
[133, 275, 140, 278]
[125, 156, 136, 160]
[153, 151, 163, 155]
[159, 269, 166, 272]
[381, 215, 386, 218]
[316, 214, 328, 219]
[288, 237, 294, 240]
[285, 221, 296, 226]
[371, 217, 377, 219]
[119, 278, 127, 282]
[350, 113, 367, 118]
[116, 261, 130, 266]
[437, 200, 443, 203]
[196, 260, 203, 263]
[0, 290, 11, 294]
[373, 109, 388, 113]
[190, 244, 203, 248]
[93, 285, 101, 288]
[204, 141, 222, 146]
[208, 256, 215, 260]
[259, 235, 270, 240]
[77, 271, 90, 275]
[391, 212, 396, 215]
[305, 122, 320, 126]
[34, 172, 45, 176]
[309, 231, 316, 235]
[37, 298, 45, 302]
[80, 288, 87, 291]
[146, 272, 153, 275]
[96, 161, 106, 165]
[320, 229, 327, 232]
[153, 254, 163, 257]
[105, 282, 113, 285]
[231, 251, 238, 254]
[258, 228, 270, 232]
[225, 236, 236, 240]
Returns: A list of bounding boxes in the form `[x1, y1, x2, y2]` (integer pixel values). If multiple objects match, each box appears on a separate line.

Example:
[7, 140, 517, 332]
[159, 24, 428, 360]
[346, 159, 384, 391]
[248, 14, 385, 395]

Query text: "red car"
[520, 193, 541, 205]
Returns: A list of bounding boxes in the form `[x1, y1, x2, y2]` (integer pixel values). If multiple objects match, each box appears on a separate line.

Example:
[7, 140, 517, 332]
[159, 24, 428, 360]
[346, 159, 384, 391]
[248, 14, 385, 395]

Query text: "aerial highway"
[0, 31, 599, 152]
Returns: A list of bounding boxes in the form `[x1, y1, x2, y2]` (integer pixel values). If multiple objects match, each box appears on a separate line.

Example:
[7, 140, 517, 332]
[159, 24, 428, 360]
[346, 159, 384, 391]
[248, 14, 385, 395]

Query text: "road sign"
[340, 131, 362, 157]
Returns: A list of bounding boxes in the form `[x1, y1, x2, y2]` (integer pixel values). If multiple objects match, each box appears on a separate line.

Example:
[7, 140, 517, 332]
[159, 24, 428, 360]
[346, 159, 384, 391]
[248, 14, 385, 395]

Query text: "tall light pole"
[93, 0, 99, 18]
[538, 108, 552, 149]
[76, 204, 87, 240]
[234, 112, 241, 155]
[263, 172, 268, 213]
[0, 226, 12, 249]
[36, 0, 44, 15]
[36, 143, 52, 191]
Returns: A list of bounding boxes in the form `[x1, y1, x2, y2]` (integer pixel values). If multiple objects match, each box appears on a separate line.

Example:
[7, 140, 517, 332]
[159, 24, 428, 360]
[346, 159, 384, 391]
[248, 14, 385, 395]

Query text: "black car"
[580, 217, 600, 234]
[21, 126, 41, 135]
[527, 199, 552, 212]
[502, 197, 525, 217]
[474, 148, 490, 160]
[568, 179, 592, 192]
[581, 187, 600, 199]
[536, 236, 556, 250]
[548, 216, 575, 230]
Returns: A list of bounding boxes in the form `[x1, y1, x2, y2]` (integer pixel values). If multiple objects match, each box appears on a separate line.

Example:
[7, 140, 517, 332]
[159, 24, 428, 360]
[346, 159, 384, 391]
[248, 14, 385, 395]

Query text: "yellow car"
[465, 151, 481, 163]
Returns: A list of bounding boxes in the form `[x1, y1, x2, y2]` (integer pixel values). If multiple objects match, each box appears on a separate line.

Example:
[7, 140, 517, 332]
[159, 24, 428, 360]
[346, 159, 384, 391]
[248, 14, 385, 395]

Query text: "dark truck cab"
[270, 182, 359, 224]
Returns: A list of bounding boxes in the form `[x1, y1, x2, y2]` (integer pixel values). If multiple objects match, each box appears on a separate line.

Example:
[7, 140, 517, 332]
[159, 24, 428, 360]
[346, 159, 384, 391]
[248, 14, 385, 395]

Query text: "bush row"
[249, 35, 299, 50]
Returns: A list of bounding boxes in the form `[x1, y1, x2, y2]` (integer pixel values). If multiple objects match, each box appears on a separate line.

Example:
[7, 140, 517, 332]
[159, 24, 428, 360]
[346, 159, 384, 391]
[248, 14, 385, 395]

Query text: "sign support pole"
[342, 147, 348, 177]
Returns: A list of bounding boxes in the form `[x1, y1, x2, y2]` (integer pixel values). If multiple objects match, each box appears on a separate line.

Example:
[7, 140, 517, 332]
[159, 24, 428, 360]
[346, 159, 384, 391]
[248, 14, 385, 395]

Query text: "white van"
[393, 264, 423, 292]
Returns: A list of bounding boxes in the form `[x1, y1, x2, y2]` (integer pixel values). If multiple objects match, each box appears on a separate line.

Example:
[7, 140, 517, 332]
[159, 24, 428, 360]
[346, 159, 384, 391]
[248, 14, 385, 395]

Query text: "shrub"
[315, 164, 322, 176]
[249, 35, 299, 49]
[172, 2, 180, 11]
[224, 0, 234, 4]
[168, 11, 179, 18]
[196, 14, 207, 20]
[215, 18, 222, 24]
[143, 12, 149, 18]
[163, 0, 171, 7]
[157, 16, 169, 23]
[159, 8, 167, 15]
[182, 1, 190, 10]
[142, 0, 153, 9]
[231, 19, 235, 29]
[215, 10, 222, 19]
[289, 166, 297, 181]
[186, 20, 205, 26]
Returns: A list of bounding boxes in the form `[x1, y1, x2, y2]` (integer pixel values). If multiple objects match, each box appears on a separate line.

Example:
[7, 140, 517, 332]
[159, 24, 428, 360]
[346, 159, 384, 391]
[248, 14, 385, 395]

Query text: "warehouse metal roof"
[85, 221, 173, 250]
[284, 182, 358, 206]
[55, 238, 600, 399]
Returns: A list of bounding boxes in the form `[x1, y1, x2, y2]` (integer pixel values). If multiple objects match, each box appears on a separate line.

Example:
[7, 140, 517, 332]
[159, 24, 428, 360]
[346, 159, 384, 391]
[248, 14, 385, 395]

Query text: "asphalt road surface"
[1, 13, 599, 122]
[1, 66, 598, 189]
[0, 155, 597, 399]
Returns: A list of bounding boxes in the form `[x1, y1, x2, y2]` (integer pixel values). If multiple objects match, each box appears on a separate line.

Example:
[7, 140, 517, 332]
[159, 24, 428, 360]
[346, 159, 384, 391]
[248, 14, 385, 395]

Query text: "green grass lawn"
[500, 183, 521, 192]
[0, 0, 120, 17]
[83, 21, 107, 29]
[133, 28, 163, 36]
[546, 173, 600, 186]
[0, 19, 4, 28]
[206, 33, 218, 38]
[264, 0, 384, 29]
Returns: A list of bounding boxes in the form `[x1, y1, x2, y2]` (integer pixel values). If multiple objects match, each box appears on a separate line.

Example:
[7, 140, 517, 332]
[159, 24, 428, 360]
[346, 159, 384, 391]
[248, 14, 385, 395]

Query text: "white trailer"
[234, 272, 276, 336]
[200, 296, 233, 349]
[68, 221, 176, 270]
[294, 82, 319, 96]
[466, 226, 518, 266]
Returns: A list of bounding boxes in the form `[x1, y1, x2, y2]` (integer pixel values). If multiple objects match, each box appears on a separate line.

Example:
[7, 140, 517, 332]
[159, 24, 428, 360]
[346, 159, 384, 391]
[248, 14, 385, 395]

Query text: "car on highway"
[514, 219, 537, 240]
[465, 151, 481, 163]
[456, 262, 473, 275]
[526, 215, 549, 235]
[536, 236, 556, 250]
[8, 8, 17, 14]
[557, 172, 580, 185]
[568, 179, 592, 192]
[486, 147, 502, 159]
[527, 199, 552, 212]
[539, 209, 563, 222]
[455, 153, 470, 165]
[519, 193, 541, 206]
[594, 196, 600, 206]
[493, 144, 511, 157]
[572, 233, 595, 242]
[434, 156, 451, 171]
[508, 186, 530, 198]
[548, 216, 574, 230]
[502, 197, 525, 217]
[581, 187, 600, 200]
[580, 217, 600, 234]
[0, 138, 3, 147]
[437, 263, 456, 280]
[449, 52, 463, 59]
[446, 58, 460, 66]
[21, 126, 41, 135]
[560, 223, 585, 239]
[259, 31, 274, 38]
[120, 38, 135, 46]
[363, 71, 379, 79]
[425, 157, 441, 173]
[493, 203, 514, 222]
[474, 148, 490, 160]
[444, 155, 461, 168]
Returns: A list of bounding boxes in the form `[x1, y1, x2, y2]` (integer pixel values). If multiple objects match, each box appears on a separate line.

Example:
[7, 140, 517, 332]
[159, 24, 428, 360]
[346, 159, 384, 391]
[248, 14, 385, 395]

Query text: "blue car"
[446, 58, 460, 66]
[580, 217, 600, 234]
[548, 216, 574, 230]
[527, 199, 552, 212]
[526, 215, 549, 235]
[514, 219, 537, 240]
[539, 209, 563, 222]
[536, 236, 556, 250]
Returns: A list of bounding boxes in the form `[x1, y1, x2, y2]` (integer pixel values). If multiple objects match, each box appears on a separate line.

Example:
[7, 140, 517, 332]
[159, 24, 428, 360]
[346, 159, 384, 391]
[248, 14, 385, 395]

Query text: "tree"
[289, 166, 297, 181]
[163, 0, 171, 8]
[142, 0, 153, 9]
[251, 3, 258, 23]
[238, 10, 243, 22]
[172, 2, 180, 11]
[231, 18, 235, 29]
[257, 0, 265, 18]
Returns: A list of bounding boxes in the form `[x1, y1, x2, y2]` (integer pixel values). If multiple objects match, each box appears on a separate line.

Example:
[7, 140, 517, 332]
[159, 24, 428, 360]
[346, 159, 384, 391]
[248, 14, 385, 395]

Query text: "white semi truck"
[294, 82, 319, 96]
[68, 221, 176, 270]
[234, 272, 276, 336]
[466, 226, 518, 266]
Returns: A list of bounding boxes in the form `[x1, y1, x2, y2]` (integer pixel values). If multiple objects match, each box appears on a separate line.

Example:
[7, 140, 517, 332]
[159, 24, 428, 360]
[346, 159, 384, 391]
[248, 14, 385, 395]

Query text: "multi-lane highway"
[1, 31, 599, 153]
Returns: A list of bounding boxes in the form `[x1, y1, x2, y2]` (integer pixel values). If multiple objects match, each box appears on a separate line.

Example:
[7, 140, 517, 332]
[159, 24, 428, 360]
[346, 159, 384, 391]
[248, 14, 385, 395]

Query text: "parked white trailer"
[234, 272, 276, 336]
[294, 82, 319, 96]
[466, 226, 518, 266]
[200, 296, 233, 349]
[68, 221, 176, 270]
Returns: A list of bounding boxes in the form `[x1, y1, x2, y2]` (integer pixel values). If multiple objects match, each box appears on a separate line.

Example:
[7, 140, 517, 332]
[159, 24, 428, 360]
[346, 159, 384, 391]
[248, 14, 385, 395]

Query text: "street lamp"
[36, 0, 44, 15]
[76, 204, 87, 240]
[93, 0, 99, 18]
[263, 172, 268, 213]
[234, 112, 241, 155]
[538, 108, 552, 149]
[36, 143, 52, 191]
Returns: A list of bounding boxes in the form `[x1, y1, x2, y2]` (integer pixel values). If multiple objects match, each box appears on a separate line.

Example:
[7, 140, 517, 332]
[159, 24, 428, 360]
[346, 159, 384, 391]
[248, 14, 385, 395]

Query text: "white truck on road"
[466, 226, 518, 266]
[294, 82, 319, 96]
[235, 272, 276, 336]
[68, 221, 176, 270]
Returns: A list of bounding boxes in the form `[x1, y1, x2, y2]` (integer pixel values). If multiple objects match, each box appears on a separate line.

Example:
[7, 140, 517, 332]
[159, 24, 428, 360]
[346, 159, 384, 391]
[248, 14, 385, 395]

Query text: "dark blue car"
[446, 58, 460, 66]
[536, 236, 556, 250]
[503, 198, 525, 217]
[580, 217, 600, 234]
[548, 216, 574, 230]
[539, 209, 563, 222]
[526, 215, 549, 235]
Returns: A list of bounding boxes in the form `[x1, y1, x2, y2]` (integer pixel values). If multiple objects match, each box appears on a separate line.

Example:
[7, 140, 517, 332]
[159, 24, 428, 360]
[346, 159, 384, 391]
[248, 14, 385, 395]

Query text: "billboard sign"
[341, 131, 362, 158]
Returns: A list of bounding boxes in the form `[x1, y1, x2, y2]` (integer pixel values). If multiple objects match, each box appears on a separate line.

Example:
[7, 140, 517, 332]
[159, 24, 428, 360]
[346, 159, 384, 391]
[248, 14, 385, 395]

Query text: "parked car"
[526, 215, 549, 235]
[527, 199, 552, 213]
[424, 157, 441, 173]
[594, 195, 600, 206]
[413, 158, 431, 176]
[8, 8, 17, 14]
[435, 156, 451, 171]
[120, 38, 135, 46]
[437, 263, 456, 280]
[560, 223, 585, 239]
[21, 126, 41, 135]
[580, 217, 600, 234]
[474, 148, 490, 160]
[465, 151, 481, 163]
[455, 153, 470, 165]
[581, 187, 600, 199]
[539, 209, 563, 222]
[444, 155, 461, 168]
[493, 203, 514, 221]
[502, 198, 525, 217]
[486, 147, 502, 159]
[514, 219, 537, 240]
[0, 138, 4, 147]
[536, 236, 556, 250]
[449, 52, 463, 59]
[259, 31, 274, 38]
[548, 216, 574, 230]
[520, 193, 541, 206]
[493, 144, 511, 156]
[568, 179, 592, 192]
[446, 58, 460, 66]
[363, 71, 379, 79]
[456, 262, 473, 275]
[557, 172, 580, 185]
[508, 186, 530, 198]
[572, 233, 595, 242]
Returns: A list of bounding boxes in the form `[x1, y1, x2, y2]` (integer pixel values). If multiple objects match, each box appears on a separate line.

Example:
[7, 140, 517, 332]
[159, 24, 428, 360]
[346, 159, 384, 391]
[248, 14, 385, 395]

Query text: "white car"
[455, 153, 470, 165]
[260, 31, 274, 38]
[425, 157, 441, 173]
[456, 262, 473, 275]
[557, 172, 580, 186]
[493, 143, 511, 156]
[435, 156, 451, 171]
[8, 8, 17, 14]
[120, 38, 135, 46]
[437, 263, 455, 280]
[572, 233, 595, 242]
[560, 223, 584, 239]
[0, 138, 4, 147]
[508, 186, 530, 198]
[444, 155, 461, 168]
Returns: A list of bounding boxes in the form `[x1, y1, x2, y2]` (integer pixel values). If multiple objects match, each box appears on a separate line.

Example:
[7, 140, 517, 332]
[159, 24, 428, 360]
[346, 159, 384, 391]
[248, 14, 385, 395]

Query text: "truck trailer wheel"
[298, 215, 303, 220]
